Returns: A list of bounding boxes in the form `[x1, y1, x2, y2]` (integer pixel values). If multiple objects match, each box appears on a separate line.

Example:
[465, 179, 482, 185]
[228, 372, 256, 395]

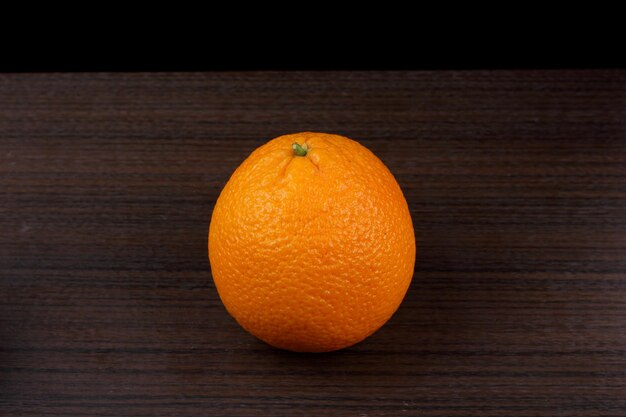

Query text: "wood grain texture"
[1, 71, 626, 416]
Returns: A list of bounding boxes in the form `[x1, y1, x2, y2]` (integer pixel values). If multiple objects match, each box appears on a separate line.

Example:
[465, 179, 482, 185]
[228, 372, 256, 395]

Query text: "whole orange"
[208, 132, 415, 352]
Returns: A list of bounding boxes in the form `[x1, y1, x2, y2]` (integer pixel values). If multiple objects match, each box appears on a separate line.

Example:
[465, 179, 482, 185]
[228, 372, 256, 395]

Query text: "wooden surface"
[1, 71, 626, 416]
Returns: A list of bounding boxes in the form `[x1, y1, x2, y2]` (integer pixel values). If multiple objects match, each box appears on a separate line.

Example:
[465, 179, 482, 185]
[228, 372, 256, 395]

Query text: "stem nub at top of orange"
[208, 132, 415, 352]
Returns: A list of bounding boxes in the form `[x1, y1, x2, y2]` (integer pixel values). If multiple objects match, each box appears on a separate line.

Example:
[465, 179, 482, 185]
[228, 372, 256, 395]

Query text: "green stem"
[292, 142, 308, 157]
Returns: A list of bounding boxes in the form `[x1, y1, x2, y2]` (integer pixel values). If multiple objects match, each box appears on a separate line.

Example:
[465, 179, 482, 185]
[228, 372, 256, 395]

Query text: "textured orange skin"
[208, 132, 415, 352]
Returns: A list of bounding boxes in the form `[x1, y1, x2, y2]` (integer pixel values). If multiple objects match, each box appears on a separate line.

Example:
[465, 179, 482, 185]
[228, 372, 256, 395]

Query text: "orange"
[208, 132, 415, 352]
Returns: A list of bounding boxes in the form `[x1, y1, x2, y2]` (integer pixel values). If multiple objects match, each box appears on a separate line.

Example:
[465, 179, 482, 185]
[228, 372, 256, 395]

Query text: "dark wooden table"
[1, 71, 625, 416]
